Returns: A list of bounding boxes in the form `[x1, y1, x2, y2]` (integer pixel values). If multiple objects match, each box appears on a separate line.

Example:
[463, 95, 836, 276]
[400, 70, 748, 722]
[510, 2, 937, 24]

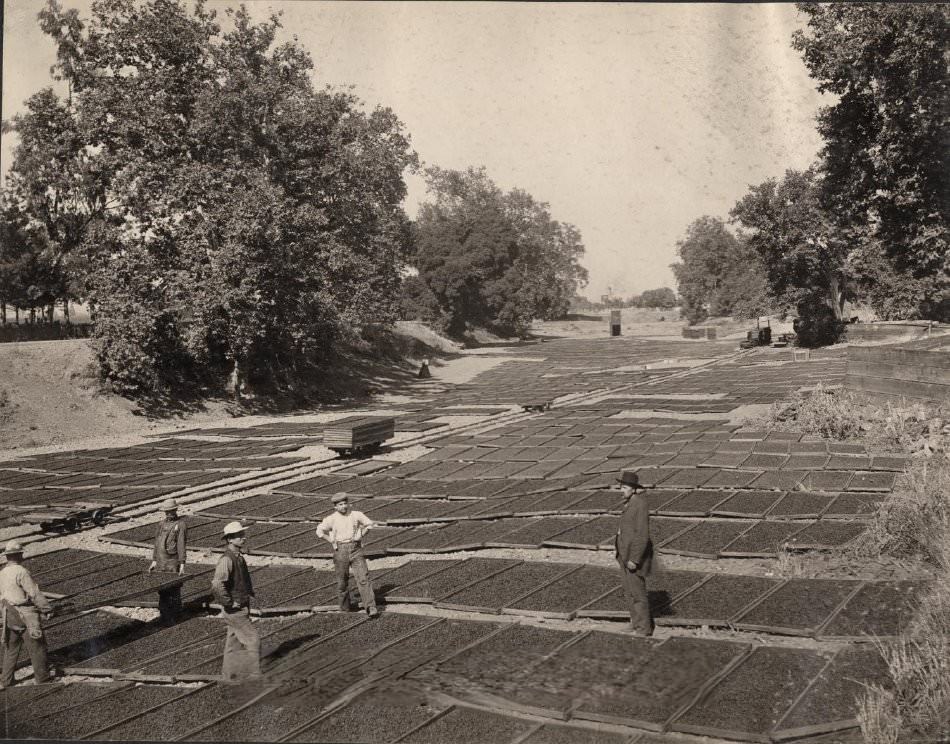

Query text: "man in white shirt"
[0, 541, 54, 688]
[316, 494, 379, 618]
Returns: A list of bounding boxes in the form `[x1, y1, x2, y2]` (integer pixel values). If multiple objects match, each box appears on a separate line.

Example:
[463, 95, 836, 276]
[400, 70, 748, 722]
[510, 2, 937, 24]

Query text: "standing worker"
[211, 522, 261, 682]
[0, 541, 54, 688]
[148, 499, 187, 623]
[316, 494, 380, 618]
[615, 471, 655, 636]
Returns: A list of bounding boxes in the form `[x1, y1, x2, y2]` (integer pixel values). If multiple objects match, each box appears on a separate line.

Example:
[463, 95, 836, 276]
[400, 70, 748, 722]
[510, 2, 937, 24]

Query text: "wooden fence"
[846, 336, 950, 404]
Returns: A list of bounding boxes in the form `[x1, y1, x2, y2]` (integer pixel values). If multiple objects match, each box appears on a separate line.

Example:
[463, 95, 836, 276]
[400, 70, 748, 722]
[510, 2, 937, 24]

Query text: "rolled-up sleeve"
[20, 572, 52, 614]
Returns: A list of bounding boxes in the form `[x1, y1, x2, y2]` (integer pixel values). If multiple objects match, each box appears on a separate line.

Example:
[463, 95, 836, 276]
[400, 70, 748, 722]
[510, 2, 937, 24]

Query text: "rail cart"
[323, 417, 395, 457]
[13, 501, 116, 533]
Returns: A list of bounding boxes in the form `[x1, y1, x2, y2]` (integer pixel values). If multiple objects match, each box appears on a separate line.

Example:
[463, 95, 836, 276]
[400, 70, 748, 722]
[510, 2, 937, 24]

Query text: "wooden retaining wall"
[846, 341, 950, 403]
[844, 322, 933, 344]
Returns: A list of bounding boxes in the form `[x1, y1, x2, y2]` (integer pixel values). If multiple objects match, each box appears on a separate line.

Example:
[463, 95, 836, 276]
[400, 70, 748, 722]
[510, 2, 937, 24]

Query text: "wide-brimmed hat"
[3, 540, 24, 556]
[331, 493, 349, 504]
[222, 521, 246, 539]
[160, 499, 179, 512]
[617, 470, 640, 488]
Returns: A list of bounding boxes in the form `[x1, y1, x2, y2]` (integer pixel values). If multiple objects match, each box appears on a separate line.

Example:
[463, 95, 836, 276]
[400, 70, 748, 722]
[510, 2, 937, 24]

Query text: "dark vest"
[223, 547, 253, 608]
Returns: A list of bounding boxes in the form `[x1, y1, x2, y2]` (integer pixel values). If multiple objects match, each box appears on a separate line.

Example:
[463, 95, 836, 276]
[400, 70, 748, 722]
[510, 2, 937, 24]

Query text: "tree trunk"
[226, 359, 244, 401]
[63, 299, 70, 325]
[15, 307, 20, 324]
[1, 302, 5, 325]
[827, 273, 845, 321]
[30, 308, 35, 324]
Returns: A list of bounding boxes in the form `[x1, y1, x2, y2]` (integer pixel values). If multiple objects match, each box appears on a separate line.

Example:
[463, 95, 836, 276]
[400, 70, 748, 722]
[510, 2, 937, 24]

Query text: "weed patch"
[855, 458, 950, 742]
[762, 384, 950, 454]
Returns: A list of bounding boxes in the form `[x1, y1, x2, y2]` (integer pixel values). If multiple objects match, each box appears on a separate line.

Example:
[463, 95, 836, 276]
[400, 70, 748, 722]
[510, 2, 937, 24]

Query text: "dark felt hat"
[617, 470, 640, 487]
[331, 493, 349, 504]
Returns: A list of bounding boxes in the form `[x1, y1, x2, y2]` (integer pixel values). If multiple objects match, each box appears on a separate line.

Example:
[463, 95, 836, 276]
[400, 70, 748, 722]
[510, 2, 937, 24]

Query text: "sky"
[1, 1, 828, 300]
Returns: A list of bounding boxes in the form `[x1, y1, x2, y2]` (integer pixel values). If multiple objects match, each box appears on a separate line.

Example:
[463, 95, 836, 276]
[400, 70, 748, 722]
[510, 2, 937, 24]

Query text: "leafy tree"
[671, 216, 769, 325]
[8, 0, 416, 395]
[730, 169, 848, 346]
[639, 287, 677, 309]
[793, 4, 950, 320]
[412, 167, 587, 337]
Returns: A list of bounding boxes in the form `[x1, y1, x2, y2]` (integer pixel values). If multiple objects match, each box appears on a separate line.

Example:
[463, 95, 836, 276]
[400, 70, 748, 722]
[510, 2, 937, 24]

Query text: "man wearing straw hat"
[149, 499, 188, 623]
[615, 470, 655, 636]
[316, 493, 380, 618]
[0, 541, 54, 688]
[211, 522, 261, 682]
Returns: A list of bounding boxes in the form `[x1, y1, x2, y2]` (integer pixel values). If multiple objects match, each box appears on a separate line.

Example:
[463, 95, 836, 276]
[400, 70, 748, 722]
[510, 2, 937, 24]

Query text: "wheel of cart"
[521, 401, 552, 413]
[91, 508, 110, 526]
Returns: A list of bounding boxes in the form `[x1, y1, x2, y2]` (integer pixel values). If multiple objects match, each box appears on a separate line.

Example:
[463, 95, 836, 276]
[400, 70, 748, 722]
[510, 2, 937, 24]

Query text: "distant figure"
[418, 358, 432, 379]
[149, 499, 187, 623]
[0, 541, 54, 688]
[316, 494, 380, 618]
[615, 471, 655, 636]
[211, 522, 261, 682]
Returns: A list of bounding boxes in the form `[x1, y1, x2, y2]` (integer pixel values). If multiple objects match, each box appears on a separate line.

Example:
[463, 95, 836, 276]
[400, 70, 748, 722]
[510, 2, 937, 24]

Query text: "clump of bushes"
[766, 385, 950, 453]
[766, 385, 867, 441]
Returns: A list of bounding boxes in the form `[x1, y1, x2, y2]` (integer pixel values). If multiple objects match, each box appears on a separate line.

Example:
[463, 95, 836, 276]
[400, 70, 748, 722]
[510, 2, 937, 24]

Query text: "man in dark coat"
[615, 470, 654, 636]
[149, 499, 187, 623]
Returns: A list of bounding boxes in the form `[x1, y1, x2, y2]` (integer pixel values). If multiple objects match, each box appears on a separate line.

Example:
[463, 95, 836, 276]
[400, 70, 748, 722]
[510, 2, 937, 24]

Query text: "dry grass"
[849, 460, 950, 566]
[775, 549, 810, 578]
[857, 458, 950, 743]
[860, 591, 950, 743]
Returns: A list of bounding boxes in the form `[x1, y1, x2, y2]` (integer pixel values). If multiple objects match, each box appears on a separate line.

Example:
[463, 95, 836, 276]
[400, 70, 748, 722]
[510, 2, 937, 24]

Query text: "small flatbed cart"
[521, 401, 552, 413]
[324, 416, 395, 457]
[14, 501, 116, 533]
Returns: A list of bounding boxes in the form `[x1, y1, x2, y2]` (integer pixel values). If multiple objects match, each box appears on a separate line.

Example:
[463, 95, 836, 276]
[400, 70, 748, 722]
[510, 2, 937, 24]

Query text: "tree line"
[0, 0, 588, 396]
[672, 4, 948, 345]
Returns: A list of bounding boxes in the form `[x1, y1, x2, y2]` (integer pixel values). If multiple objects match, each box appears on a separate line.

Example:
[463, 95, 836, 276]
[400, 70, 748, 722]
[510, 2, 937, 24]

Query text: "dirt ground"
[1, 315, 670, 455]
[0, 311, 797, 455]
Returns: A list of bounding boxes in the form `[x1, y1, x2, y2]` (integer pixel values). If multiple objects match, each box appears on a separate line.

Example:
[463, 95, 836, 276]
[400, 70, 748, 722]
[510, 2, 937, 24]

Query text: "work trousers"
[618, 561, 654, 637]
[2, 607, 50, 687]
[334, 543, 376, 611]
[221, 607, 261, 682]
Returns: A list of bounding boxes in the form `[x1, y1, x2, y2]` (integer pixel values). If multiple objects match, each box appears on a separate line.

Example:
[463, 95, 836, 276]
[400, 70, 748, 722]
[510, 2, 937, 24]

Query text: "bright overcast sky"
[2, 1, 828, 299]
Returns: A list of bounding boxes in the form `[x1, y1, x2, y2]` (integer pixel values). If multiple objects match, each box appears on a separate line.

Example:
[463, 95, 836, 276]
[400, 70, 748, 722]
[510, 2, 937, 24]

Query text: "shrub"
[794, 302, 845, 347]
[766, 384, 866, 440]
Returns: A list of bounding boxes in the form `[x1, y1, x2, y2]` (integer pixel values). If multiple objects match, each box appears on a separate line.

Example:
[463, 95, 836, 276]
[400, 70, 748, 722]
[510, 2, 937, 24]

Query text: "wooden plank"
[846, 359, 950, 385]
[848, 346, 950, 367]
[845, 373, 950, 402]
